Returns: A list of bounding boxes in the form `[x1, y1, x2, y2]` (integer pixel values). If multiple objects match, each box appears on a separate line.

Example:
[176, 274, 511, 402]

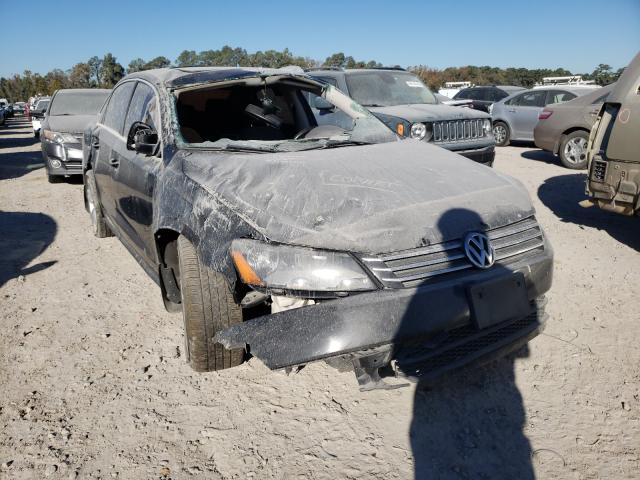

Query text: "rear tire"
[559, 131, 589, 169]
[84, 169, 112, 238]
[493, 121, 510, 147]
[177, 235, 244, 372]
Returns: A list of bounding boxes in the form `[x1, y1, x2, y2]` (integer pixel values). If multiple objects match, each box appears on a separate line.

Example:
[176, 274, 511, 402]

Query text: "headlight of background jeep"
[42, 130, 77, 144]
[230, 239, 376, 293]
[410, 122, 427, 140]
[483, 119, 492, 135]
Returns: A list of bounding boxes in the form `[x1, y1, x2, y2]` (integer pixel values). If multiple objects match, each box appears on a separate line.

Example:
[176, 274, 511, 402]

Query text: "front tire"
[177, 236, 244, 372]
[84, 169, 112, 238]
[559, 131, 589, 169]
[493, 121, 510, 147]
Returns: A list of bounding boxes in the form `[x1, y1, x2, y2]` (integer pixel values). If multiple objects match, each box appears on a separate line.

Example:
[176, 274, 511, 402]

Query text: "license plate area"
[468, 272, 530, 329]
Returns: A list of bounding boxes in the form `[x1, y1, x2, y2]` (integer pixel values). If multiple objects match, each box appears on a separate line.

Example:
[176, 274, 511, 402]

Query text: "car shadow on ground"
[0, 148, 44, 181]
[398, 208, 536, 479]
[0, 211, 57, 288]
[537, 173, 640, 251]
[0, 119, 44, 181]
[520, 149, 561, 167]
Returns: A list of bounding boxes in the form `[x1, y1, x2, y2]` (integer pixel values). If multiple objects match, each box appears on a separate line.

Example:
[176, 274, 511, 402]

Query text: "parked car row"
[445, 82, 613, 170]
[30, 97, 50, 138]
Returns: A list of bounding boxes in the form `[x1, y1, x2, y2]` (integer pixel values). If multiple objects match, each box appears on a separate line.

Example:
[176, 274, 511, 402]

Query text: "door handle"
[507, 109, 516, 113]
[108, 157, 120, 168]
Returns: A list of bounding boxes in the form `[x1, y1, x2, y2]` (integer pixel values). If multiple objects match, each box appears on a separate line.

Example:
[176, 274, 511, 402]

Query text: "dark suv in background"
[453, 86, 525, 113]
[308, 68, 496, 166]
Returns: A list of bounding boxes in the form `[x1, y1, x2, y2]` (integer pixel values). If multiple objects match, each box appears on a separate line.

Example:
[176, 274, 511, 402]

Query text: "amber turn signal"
[231, 251, 264, 286]
[396, 123, 405, 136]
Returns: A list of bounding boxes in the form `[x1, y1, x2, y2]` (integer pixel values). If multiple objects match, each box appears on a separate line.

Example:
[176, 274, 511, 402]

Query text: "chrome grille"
[432, 119, 486, 143]
[592, 159, 607, 182]
[361, 217, 544, 288]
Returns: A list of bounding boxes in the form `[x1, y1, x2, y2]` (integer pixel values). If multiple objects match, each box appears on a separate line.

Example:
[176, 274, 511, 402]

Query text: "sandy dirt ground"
[0, 116, 638, 480]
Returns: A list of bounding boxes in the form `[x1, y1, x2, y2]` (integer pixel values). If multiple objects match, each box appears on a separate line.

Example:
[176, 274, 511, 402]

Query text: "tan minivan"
[586, 52, 640, 215]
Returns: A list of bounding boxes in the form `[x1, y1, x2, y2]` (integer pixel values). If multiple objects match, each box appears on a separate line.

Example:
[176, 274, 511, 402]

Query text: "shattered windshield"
[345, 71, 437, 107]
[172, 76, 398, 153]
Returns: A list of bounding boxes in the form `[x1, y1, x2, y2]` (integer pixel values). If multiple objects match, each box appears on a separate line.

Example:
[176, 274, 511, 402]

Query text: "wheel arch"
[155, 228, 182, 313]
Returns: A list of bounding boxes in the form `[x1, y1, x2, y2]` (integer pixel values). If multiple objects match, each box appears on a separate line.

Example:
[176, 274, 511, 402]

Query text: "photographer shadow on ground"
[0, 211, 57, 287]
[537, 173, 640, 252]
[391, 207, 539, 479]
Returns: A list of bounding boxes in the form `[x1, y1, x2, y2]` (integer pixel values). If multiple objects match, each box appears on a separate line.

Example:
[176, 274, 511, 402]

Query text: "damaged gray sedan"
[83, 66, 553, 390]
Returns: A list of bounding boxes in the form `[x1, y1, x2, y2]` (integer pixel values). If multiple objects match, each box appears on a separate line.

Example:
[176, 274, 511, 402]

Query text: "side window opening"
[510, 91, 546, 107]
[102, 82, 136, 134]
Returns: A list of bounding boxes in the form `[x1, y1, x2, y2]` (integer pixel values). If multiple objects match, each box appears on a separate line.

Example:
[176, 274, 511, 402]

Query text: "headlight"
[410, 122, 427, 140]
[483, 119, 492, 134]
[230, 239, 376, 293]
[42, 130, 77, 144]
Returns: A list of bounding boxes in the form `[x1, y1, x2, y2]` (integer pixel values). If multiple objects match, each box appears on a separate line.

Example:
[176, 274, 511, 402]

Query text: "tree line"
[0, 45, 624, 102]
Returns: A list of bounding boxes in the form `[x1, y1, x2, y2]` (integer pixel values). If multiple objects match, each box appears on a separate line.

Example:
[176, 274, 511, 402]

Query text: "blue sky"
[1, 0, 638, 77]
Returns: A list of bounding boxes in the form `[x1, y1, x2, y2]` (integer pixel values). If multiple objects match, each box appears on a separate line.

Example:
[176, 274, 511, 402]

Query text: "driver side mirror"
[314, 97, 334, 111]
[128, 122, 158, 155]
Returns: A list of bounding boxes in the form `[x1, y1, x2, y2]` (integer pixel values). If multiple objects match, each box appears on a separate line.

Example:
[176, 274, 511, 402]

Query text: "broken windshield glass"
[172, 76, 398, 152]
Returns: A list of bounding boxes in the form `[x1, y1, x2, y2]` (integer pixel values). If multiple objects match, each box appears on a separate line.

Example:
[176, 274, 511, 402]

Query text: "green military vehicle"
[586, 52, 640, 215]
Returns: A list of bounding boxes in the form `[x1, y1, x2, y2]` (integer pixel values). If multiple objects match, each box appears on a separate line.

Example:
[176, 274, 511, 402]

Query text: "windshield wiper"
[361, 103, 385, 107]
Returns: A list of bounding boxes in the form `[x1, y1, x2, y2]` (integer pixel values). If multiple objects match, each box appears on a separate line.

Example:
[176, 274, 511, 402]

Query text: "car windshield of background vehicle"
[49, 92, 109, 116]
[36, 100, 49, 111]
[345, 71, 437, 107]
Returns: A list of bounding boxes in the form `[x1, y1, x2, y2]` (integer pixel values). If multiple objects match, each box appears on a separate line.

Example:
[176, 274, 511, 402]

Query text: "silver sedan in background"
[490, 86, 599, 147]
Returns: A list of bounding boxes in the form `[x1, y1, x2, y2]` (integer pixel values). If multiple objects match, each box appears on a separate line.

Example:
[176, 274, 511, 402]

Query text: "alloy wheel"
[563, 137, 588, 165]
[493, 125, 507, 144]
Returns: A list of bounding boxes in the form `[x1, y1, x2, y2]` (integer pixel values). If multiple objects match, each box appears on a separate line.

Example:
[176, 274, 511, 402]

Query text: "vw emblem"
[463, 232, 495, 269]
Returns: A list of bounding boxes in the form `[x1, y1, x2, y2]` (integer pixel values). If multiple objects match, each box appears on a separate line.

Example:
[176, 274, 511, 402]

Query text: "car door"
[93, 81, 136, 226]
[507, 90, 547, 140]
[113, 81, 161, 262]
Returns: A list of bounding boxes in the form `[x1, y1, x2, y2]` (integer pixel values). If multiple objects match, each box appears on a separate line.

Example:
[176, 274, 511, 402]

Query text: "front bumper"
[42, 141, 83, 176]
[587, 156, 640, 215]
[451, 145, 495, 166]
[216, 248, 552, 383]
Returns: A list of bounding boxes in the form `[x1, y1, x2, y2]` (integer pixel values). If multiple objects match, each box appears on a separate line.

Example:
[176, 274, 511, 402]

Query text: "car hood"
[369, 104, 489, 123]
[182, 140, 534, 254]
[44, 114, 98, 135]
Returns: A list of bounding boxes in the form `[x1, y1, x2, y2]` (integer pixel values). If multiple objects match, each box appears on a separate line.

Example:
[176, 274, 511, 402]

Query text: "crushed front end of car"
[163, 69, 553, 390]
[216, 216, 553, 391]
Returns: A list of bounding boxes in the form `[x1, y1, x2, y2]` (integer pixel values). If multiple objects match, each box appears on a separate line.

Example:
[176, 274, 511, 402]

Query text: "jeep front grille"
[432, 119, 486, 143]
[592, 159, 607, 182]
[360, 216, 544, 288]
